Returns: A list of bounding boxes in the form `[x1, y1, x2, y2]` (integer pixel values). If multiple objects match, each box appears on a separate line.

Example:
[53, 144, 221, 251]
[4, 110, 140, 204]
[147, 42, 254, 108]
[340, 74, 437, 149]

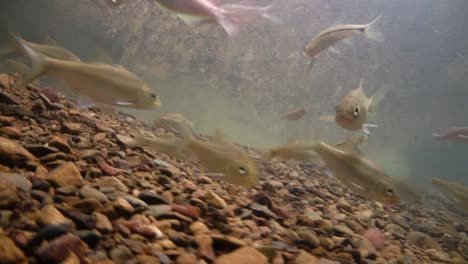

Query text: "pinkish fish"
[432, 127, 468, 143]
[154, 0, 280, 37]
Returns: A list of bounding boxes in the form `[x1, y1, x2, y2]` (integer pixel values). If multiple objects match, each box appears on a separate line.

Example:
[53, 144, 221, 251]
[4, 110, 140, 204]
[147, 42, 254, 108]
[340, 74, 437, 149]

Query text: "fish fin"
[42, 33, 59, 45]
[364, 15, 384, 42]
[13, 34, 49, 89]
[76, 95, 97, 109]
[96, 103, 118, 116]
[128, 127, 147, 148]
[458, 135, 468, 139]
[306, 58, 315, 73]
[432, 133, 442, 139]
[221, 0, 282, 25]
[363, 123, 378, 128]
[212, 129, 229, 144]
[255, 0, 282, 24]
[90, 46, 114, 64]
[203, 172, 226, 178]
[362, 125, 370, 135]
[367, 85, 389, 113]
[115, 101, 135, 106]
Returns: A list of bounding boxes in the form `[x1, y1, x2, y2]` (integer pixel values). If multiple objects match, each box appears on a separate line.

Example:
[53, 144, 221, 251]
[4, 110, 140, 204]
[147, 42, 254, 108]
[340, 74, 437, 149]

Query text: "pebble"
[37, 204, 73, 227]
[205, 190, 227, 209]
[0, 229, 26, 263]
[190, 221, 211, 235]
[215, 246, 268, 264]
[80, 185, 109, 203]
[46, 161, 83, 187]
[48, 136, 72, 153]
[35, 233, 89, 263]
[0, 172, 32, 192]
[97, 176, 129, 193]
[94, 212, 113, 233]
[113, 197, 135, 214]
[138, 191, 170, 205]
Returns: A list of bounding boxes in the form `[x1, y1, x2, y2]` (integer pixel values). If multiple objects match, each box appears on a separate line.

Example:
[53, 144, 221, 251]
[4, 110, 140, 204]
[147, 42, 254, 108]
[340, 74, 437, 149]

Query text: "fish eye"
[150, 93, 157, 99]
[353, 107, 359, 116]
[238, 165, 248, 175]
[386, 187, 395, 195]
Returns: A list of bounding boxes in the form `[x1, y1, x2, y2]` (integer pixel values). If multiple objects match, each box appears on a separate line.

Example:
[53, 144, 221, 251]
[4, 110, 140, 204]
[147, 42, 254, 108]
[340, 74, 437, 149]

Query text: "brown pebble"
[0, 126, 21, 138]
[36, 233, 89, 263]
[46, 162, 83, 187]
[176, 253, 198, 264]
[0, 229, 26, 263]
[195, 234, 215, 262]
[49, 136, 72, 153]
[215, 246, 267, 264]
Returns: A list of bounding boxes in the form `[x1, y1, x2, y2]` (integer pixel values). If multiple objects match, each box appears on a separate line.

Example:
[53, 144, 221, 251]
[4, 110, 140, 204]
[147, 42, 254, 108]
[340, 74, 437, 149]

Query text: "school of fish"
[0, 0, 466, 211]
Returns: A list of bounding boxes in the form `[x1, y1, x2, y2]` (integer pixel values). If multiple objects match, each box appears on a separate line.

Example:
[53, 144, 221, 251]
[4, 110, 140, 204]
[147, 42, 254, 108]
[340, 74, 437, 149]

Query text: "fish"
[314, 140, 400, 205]
[432, 178, 468, 212]
[334, 79, 387, 134]
[128, 128, 190, 160]
[432, 127, 468, 143]
[334, 134, 368, 155]
[153, 0, 279, 37]
[14, 35, 161, 110]
[265, 139, 320, 163]
[186, 129, 259, 188]
[3, 59, 41, 86]
[11, 34, 81, 62]
[280, 106, 308, 121]
[304, 16, 383, 71]
[154, 113, 194, 138]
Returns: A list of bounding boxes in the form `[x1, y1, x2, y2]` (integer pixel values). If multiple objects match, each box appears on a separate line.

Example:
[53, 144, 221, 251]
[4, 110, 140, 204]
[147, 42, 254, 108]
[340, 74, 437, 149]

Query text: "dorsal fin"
[43, 33, 59, 45]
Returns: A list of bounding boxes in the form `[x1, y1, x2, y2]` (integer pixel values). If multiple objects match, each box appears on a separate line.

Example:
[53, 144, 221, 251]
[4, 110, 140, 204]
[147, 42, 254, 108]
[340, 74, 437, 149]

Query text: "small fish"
[3, 59, 41, 86]
[14, 35, 161, 110]
[432, 178, 468, 212]
[432, 127, 468, 143]
[154, 113, 194, 138]
[304, 16, 383, 71]
[186, 129, 258, 188]
[280, 106, 308, 121]
[265, 139, 319, 163]
[129, 128, 190, 160]
[11, 34, 81, 62]
[154, 0, 279, 37]
[334, 134, 368, 155]
[314, 140, 400, 205]
[335, 79, 386, 134]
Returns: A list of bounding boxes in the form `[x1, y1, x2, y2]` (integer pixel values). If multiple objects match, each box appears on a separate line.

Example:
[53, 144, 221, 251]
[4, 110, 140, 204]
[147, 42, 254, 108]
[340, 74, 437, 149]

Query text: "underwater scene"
[0, 0, 466, 263]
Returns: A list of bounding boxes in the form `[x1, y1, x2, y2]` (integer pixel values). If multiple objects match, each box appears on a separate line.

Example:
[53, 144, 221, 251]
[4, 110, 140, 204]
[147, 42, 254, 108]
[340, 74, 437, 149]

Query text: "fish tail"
[431, 133, 442, 140]
[256, 0, 282, 24]
[364, 15, 384, 42]
[13, 34, 48, 89]
[218, 0, 281, 37]
[215, 11, 242, 38]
